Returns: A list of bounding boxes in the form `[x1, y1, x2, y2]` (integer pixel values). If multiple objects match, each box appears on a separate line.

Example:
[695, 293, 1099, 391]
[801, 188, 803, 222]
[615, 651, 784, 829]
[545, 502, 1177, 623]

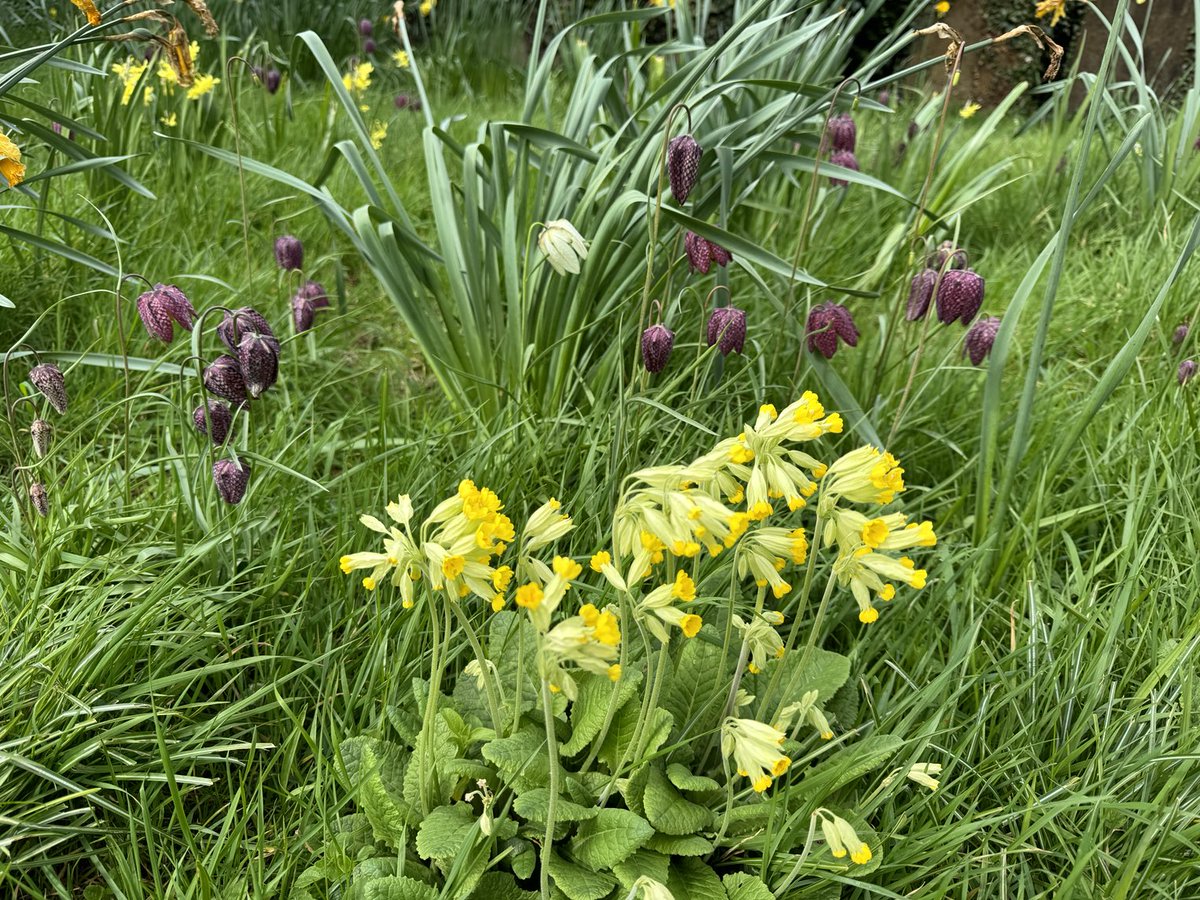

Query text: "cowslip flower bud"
[641, 323, 674, 374]
[706, 306, 747, 355]
[806, 303, 858, 359]
[667, 134, 702, 203]
[685, 231, 732, 275]
[264, 68, 281, 94]
[829, 149, 859, 186]
[193, 399, 233, 444]
[30, 418, 51, 458]
[927, 240, 968, 271]
[906, 269, 937, 321]
[213, 458, 250, 505]
[274, 235, 304, 271]
[218, 307, 278, 353]
[827, 113, 856, 153]
[1180, 359, 1197, 386]
[29, 363, 68, 414]
[29, 481, 49, 517]
[135, 283, 197, 342]
[963, 316, 1001, 366]
[538, 219, 589, 276]
[238, 332, 280, 398]
[203, 355, 248, 404]
[1173, 322, 1189, 344]
[935, 269, 985, 326]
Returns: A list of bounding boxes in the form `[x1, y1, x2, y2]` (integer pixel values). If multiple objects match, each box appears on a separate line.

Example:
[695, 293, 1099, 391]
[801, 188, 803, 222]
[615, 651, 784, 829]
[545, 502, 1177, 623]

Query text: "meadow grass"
[3, 48, 1200, 900]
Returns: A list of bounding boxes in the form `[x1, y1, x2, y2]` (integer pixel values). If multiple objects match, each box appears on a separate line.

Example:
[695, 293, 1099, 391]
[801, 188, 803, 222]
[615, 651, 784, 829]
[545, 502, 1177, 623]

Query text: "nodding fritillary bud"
[935, 269, 985, 326]
[907, 269, 938, 321]
[29, 481, 49, 517]
[274, 235, 304, 271]
[641, 323, 675, 374]
[264, 68, 281, 94]
[927, 241, 968, 271]
[685, 231, 732, 275]
[238, 332, 279, 399]
[706, 306, 747, 356]
[292, 296, 315, 334]
[30, 418, 52, 458]
[29, 363, 68, 414]
[193, 399, 233, 445]
[827, 113, 856, 153]
[806, 302, 859, 359]
[359, 18, 374, 35]
[1173, 322, 1189, 345]
[667, 134, 702, 203]
[136, 283, 197, 342]
[1180, 359, 1197, 386]
[218, 307, 278, 354]
[829, 149, 859, 186]
[363, 39, 377, 54]
[297, 280, 331, 307]
[963, 316, 1001, 366]
[203, 355, 248, 404]
[213, 458, 250, 505]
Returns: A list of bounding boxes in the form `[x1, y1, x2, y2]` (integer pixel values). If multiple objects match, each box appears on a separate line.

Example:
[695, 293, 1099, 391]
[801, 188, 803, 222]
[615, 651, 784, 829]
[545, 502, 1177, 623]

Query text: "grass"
[4, 21, 1200, 900]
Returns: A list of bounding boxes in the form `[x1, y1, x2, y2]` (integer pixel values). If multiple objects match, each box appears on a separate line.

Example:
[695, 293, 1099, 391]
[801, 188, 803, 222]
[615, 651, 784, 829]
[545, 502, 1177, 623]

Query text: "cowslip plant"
[316, 393, 938, 899]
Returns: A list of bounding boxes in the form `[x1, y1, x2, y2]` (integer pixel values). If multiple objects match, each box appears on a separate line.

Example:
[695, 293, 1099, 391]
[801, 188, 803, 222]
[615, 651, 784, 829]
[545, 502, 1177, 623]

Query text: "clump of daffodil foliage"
[298, 394, 939, 900]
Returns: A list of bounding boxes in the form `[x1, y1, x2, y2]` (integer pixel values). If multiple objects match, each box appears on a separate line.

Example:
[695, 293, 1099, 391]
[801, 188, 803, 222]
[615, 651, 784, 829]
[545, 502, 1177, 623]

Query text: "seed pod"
[963, 316, 1001, 366]
[136, 283, 197, 342]
[274, 235, 304, 271]
[1173, 322, 1189, 344]
[203, 355, 248, 404]
[359, 18, 374, 35]
[806, 302, 859, 359]
[706, 306, 747, 356]
[827, 114, 856, 153]
[667, 134, 702, 203]
[264, 68, 281, 94]
[906, 269, 938, 321]
[30, 418, 51, 458]
[29, 481, 49, 517]
[29, 363, 68, 414]
[237, 332, 279, 398]
[192, 399, 233, 444]
[1180, 359, 1197, 386]
[935, 269, 985, 326]
[213, 458, 250, 505]
[217, 307, 278, 353]
[829, 150, 859, 187]
[641, 323, 674, 374]
[926, 241, 968, 271]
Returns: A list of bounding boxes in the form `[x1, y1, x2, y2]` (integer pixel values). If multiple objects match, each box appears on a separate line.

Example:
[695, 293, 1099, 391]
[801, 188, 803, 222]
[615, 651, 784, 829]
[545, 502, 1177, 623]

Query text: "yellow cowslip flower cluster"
[638, 570, 702, 642]
[112, 58, 153, 107]
[370, 120, 388, 150]
[343, 61, 374, 111]
[419, 0, 437, 16]
[818, 809, 873, 865]
[540, 601, 621, 699]
[777, 689, 835, 741]
[734, 525, 808, 599]
[393, 50, 410, 69]
[732, 611, 785, 674]
[721, 717, 791, 793]
[186, 73, 220, 101]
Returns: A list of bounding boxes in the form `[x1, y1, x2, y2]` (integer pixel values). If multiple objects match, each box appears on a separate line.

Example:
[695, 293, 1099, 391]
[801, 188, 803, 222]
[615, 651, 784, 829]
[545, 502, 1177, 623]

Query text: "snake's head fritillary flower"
[363, 39, 377, 55]
[829, 149, 859, 186]
[667, 134, 702, 203]
[292, 296, 315, 334]
[29, 363, 68, 414]
[1180, 359, 1197, 386]
[685, 231, 732, 275]
[359, 18, 374, 35]
[827, 113, 856, 153]
[213, 458, 250, 504]
[136, 283, 197, 342]
[217, 307, 278, 353]
[1173, 322, 1189, 344]
[238, 332, 280, 399]
[538, 219, 589, 276]
[29, 481, 49, 517]
[203, 355, 248, 404]
[274, 234, 304, 270]
[30, 418, 51, 458]
[906, 269, 938, 321]
[264, 68, 281, 94]
[806, 303, 858, 359]
[641, 323, 675, 374]
[963, 316, 1001, 366]
[935, 269, 985, 326]
[706, 306, 747, 356]
[193, 399, 233, 445]
[927, 240, 968, 271]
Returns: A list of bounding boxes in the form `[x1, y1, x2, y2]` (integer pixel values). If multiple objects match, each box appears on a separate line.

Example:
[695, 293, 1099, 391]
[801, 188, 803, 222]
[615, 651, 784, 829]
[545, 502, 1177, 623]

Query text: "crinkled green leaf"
[567, 807, 655, 871]
[513, 788, 599, 823]
[359, 875, 438, 900]
[612, 849, 670, 890]
[666, 763, 720, 793]
[415, 803, 477, 860]
[645, 833, 713, 857]
[644, 765, 713, 835]
[745, 647, 850, 706]
[483, 723, 556, 795]
[666, 857, 726, 900]
[470, 872, 539, 900]
[547, 852, 617, 900]
[563, 669, 643, 756]
[794, 734, 903, 803]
